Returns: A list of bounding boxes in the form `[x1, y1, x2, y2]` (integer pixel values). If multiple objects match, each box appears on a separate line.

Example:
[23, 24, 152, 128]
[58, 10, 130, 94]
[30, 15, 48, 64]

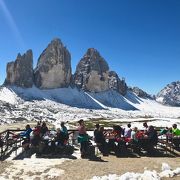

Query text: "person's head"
[57, 128, 61, 133]
[127, 123, 131, 128]
[37, 121, 41, 127]
[42, 122, 46, 127]
[148, 125, 154, 132]
[95, 124, 100, 129]
[78, 119, 84, 126]
[100, 126, 104, 132]
[133, 127, 138, 132]
[113, 125, 117, 131]
[26, 124, 30, 129]
[172, 124, 177, 129]
[61, 122, 65, 127]
[143, 122, 148, 128]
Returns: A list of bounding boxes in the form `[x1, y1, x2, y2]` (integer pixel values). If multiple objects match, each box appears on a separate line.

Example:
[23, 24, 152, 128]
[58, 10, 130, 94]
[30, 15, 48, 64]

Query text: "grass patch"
[68, 120, 125, 129]
[137, 115, 154, 118]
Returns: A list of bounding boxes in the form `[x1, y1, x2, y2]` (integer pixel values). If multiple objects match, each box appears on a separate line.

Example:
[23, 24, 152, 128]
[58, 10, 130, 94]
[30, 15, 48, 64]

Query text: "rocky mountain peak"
[129, 86, 153, 99]
[48, 38, 63, 48]
[3, 37, 127, 96]
[74, 48, 109, 92]
[34, 38, 72, 89]
[85, 48, 101, 57]
[74, 48, 127, 94]
[4, 49, 33, 88]
[156, 81, 180, 106]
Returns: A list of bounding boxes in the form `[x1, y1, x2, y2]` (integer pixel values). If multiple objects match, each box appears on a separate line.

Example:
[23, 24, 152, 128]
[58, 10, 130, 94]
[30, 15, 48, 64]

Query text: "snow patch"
[91, 163, 180, 180]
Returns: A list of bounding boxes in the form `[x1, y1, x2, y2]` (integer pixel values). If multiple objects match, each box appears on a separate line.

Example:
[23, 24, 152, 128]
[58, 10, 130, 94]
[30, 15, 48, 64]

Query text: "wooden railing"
[0, 129, 93, 160]
[0, 128, 179, 160]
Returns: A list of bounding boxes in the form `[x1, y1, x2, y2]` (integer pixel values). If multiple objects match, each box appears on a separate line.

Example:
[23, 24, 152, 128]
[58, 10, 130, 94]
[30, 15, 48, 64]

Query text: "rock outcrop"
[74, 48, 109, 92]
[4, 50, 33, 88]
[156, 81, 180, 106]
[129, 86, 153, 99]
[3, 38, 127, 96]
[108, 71, 127, 96]
[34, 38, 71, 89]
[74, 48, 127, 95]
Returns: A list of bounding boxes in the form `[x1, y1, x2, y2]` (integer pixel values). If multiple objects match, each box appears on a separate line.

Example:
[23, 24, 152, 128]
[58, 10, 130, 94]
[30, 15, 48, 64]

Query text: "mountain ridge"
[156, 81, 180, 106]
[4, 38, 127, 95]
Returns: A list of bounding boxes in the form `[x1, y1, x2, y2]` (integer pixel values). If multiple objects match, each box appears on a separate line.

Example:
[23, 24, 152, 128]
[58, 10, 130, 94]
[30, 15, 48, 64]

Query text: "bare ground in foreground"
[0, 155, 180, 180]
[57, 156, 180, 180]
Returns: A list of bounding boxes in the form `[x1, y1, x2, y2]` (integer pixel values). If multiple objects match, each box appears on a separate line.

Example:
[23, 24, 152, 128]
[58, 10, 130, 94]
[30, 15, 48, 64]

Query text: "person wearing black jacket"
[94, 126, 108, 156]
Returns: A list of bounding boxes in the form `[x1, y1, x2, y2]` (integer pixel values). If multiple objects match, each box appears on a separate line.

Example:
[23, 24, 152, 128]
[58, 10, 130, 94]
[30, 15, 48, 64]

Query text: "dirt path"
[57, 156, 180, 180]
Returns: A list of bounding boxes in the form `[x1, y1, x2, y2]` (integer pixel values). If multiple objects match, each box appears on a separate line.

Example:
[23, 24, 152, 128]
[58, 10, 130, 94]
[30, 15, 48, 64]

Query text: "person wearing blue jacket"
[20, 124, 32, 140]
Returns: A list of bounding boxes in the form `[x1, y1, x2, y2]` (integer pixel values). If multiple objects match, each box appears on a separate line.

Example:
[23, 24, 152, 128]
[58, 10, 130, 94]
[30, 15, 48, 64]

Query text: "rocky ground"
[0, 155, 180, 180]
[0, 161, 11, 175]
[57, 156, 180, 180]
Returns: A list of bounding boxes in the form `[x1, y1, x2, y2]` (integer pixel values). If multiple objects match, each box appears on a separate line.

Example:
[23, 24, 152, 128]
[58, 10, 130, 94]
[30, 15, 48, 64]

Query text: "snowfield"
[0, 85, 180, 180]
[0, 86, 180, 127]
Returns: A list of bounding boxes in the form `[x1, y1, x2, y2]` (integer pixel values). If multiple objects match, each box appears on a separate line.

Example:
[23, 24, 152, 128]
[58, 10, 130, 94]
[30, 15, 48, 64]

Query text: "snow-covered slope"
[89, 90, 137, 110]
[0, 86, 180, 125]
[156, 81, 180, 106]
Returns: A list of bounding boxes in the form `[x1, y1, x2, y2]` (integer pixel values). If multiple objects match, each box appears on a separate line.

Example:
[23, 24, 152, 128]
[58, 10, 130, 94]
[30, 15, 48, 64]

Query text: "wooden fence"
[0, 128, 179, 160]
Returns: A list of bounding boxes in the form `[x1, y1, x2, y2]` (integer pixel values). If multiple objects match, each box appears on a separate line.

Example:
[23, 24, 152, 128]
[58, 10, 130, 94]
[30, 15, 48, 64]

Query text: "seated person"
[141, 125, 158, 153]
[55, 128, 66, 146]
[20, 124, 32, 140]
[30, 126, 41, 147]
[94, 124, 100, 142]
[94, 126, 108, 156]
[130, 127, 141, 152]
[172, 124, 180, 136]
[41, 122, 49, 137]
[60, 122, 69, 142]
[108, 125, 127, 156]
[124, 123, 132, 138]
[143, 122, 148, 134]
[131, 127, 139, 142]
[20, 124, 32, 149]
[171, 124, 180, 149]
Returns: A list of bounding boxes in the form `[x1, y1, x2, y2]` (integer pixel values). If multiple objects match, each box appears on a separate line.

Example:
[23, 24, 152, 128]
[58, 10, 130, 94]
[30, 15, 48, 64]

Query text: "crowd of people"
[77, 120, 180, 158]
[1, 120, 179, 158]
[19, 121, 69, 151]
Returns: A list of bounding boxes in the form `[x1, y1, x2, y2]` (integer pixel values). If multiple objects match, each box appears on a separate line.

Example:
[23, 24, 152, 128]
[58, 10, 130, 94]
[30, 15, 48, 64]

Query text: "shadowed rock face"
[34, 38, 71, 89]
[108, 71, 127, 96]
[74, 48, 109, 92]
[4, 50, 33, 88]
[128, 86, 153, 99]
[156, 81, 180, 106]
[74, 48, 127, 95]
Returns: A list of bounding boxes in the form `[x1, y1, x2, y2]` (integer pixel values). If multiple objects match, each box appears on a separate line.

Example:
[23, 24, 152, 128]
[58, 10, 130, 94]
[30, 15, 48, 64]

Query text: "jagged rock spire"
[4, 49, 33, 88]
[74, 48, 127, 95]
[34, 38, 72, 89]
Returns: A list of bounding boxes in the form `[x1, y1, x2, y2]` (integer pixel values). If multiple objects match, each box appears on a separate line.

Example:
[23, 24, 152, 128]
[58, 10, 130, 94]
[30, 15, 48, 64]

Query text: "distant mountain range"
[1, 37, 180, 107]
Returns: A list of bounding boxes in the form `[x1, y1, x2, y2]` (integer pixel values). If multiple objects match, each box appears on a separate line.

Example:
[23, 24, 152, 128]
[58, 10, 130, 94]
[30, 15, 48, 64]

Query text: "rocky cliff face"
[34, 38, 71, 89]
[4, 50, 33, 88]
[129, 86, 153, 99]
[74, 48, 109, 92]
[74, 48, 127, 95]
[108, 71, 127, 96]
[156, 81, 180, 106]
[3, 38, 127, 95]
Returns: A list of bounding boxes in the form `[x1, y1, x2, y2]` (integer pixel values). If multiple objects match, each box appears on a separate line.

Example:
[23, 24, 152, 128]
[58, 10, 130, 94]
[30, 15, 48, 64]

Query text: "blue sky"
[0, 0, 179, 95]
